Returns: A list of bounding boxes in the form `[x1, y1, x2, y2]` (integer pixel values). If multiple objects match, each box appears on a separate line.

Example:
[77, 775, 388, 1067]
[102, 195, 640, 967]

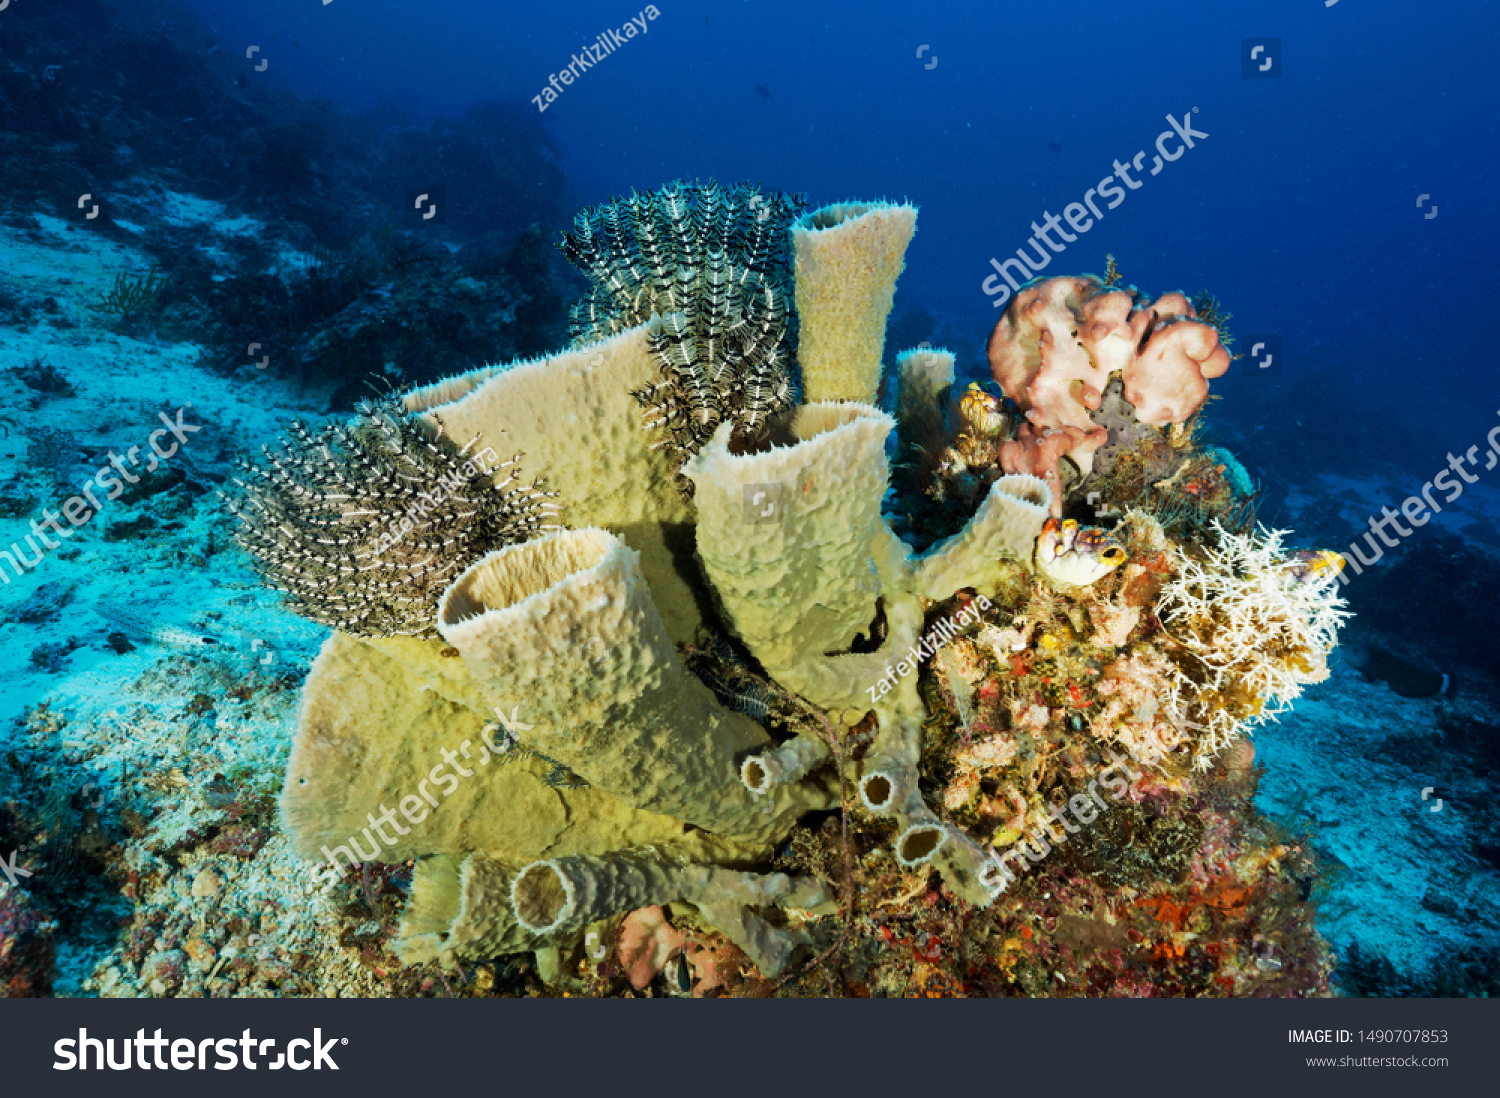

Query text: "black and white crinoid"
[558, 179, 806, 473]
[221, 399, 559, 637]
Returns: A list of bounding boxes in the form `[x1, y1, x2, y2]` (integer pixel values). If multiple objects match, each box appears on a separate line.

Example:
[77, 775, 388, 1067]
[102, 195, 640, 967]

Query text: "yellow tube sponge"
[401, 321, 705, 643]
[741, 733, 832, 796]
[262, 186, 1103, 959]
[511, 847, 834, 976]
[282, 632, 699, 867]
[395, 830, 764, 965]
[856, 675, 1001, 906]
[682, 403, 899, 709]
[915, 474, 1053, 599]
[793, 202, 919, 404]
[437, 528, 831, 841]
[679, 366, 1053, 904]
[895, 346, 956, 424]
[392, 855, 484, 964]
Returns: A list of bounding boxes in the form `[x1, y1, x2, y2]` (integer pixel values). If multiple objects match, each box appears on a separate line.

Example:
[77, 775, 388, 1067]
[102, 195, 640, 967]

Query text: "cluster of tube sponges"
[278, 198, 1073, 975]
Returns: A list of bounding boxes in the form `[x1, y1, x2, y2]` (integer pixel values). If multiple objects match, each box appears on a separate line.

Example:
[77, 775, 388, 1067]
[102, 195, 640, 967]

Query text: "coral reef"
[890, 286, 1253, 561]
[895, 378, 1018, 547]
[229, 187, 1345, 997]
[0, 881, 56, 997]
[1157, 523, 1350, 764]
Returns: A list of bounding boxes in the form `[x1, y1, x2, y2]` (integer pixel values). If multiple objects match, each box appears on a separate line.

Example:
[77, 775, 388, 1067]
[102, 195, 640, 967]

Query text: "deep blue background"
[176, 0, 1499, 489]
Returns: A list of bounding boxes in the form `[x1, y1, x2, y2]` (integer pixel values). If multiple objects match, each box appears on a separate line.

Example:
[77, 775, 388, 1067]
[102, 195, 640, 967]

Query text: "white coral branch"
[1157, 521, 1351, 766]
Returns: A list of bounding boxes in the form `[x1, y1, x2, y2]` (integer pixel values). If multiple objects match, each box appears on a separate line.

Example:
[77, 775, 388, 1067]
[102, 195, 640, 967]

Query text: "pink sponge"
[987, 276, 1231, 472]
[999, 423, 1104, 516]
[1123, 312, 1231, 426]
[616, 905, 686, 990]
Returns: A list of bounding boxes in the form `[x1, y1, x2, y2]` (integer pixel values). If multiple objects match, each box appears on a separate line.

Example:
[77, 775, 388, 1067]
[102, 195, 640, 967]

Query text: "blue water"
[181, 0, 1499, 464]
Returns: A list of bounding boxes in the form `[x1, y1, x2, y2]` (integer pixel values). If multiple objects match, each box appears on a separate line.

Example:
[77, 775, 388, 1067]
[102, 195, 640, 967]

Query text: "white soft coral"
[1156, 522, 1351, 766]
